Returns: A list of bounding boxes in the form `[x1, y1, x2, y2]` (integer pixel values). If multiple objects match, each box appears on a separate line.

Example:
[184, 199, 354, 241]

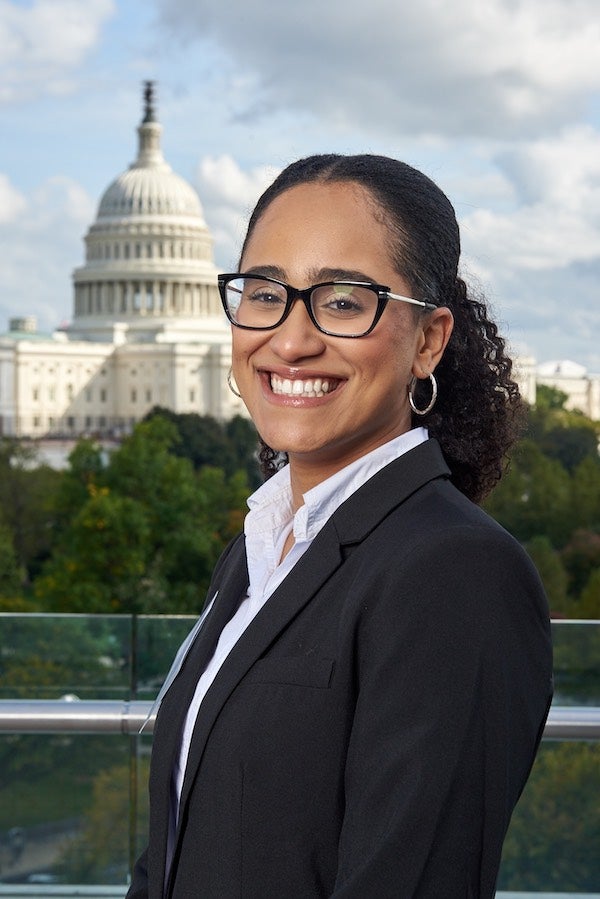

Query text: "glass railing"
[0, 614, 598, 895]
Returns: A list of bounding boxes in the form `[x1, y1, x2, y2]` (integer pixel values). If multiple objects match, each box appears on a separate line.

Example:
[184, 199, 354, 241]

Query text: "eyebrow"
[241, 265, 382, 285]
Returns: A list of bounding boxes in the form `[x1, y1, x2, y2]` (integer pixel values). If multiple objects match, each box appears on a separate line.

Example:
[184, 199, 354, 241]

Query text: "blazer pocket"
[244, 656, 335, 689]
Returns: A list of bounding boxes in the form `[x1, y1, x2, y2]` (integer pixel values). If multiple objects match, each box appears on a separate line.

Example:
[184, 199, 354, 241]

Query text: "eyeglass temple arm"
[387, 292, 437, 311]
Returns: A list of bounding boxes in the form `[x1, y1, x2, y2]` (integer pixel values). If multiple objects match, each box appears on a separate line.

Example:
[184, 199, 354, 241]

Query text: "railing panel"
[1, 615, 598, 893]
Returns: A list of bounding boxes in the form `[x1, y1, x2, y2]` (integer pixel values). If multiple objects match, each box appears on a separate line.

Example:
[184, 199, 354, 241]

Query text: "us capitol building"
[0, 84, 245, 440]
[0, 85, 598, 440]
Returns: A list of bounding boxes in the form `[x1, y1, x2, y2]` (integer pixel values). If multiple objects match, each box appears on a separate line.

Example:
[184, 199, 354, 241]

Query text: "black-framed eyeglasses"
[217, 273, 437, 339]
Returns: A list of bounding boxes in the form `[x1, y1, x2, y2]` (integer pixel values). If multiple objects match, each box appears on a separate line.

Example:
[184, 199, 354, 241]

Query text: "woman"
[128, 155, 552, 898]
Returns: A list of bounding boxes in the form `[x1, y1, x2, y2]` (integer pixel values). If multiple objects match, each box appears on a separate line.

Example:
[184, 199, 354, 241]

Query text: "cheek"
[231, 331, 258, 365]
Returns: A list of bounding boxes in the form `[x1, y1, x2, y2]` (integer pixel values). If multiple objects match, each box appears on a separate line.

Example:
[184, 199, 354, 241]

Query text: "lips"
[270, 373, 340, 398]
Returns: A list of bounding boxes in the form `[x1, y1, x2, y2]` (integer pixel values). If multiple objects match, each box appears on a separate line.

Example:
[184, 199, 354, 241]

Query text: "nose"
[268, 298, 326, 361]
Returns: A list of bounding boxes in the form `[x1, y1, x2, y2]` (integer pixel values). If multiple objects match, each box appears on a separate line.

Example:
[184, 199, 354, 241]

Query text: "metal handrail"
[0, 699, 154, 734]
[0, 700, 598, 740]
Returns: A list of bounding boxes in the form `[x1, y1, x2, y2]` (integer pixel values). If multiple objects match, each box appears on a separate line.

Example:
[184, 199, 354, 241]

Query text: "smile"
[270, 374, 340, 398]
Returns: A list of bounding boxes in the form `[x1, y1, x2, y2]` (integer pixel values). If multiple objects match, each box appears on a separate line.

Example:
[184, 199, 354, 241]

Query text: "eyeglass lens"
[223, 276, 380, 336]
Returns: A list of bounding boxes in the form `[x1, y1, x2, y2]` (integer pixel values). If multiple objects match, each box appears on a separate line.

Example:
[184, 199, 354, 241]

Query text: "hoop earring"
[408, 373, 437, 416]
[227, 368, 242, 399]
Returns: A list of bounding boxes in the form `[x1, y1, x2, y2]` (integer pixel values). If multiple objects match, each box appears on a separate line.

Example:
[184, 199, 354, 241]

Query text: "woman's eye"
[319, 292, 364, 315]
[248, 290, 285, 306]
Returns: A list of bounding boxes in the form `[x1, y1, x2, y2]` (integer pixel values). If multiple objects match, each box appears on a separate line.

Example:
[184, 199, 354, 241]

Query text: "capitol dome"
[71, 82, 223, 340]
[97, 99, 205, 221]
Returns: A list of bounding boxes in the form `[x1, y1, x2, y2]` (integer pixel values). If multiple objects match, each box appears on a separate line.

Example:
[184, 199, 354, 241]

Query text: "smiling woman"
[127, 155, 553, 899]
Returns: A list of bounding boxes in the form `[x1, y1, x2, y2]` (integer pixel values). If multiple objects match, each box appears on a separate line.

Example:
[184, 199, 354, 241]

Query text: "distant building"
[537, 360, 600, 421]
[0, 83, 245, 439]
[512, 356, 537, 407]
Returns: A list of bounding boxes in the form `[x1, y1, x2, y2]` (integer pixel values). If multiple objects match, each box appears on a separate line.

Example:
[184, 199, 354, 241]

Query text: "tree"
[524, 536, 569, 617]
[484, 440, 572, 546]
[561, 529, 600, 599]
[499, 743, 600, 891]
[570, 456, 600, 532]
[0, 524, 22, 598]
[578, 567, 600, 619]
[34, 490, 152, 613]
[59, 759, 149, 884]
[0, 439, 61, 583]
[144, 407, 261, 485]
[534, 384, 569, 411]
[33, 417, 250, 613]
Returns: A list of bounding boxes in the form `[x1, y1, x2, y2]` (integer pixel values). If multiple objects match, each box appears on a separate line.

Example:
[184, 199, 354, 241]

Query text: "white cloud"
[195, 155, 280, 267]
[0, 174, 27, 223]
[0, 0, 116, 104]
[0, 176, 94, 331]
[157, 0, 600, 139]
[462, 127, 600, 271]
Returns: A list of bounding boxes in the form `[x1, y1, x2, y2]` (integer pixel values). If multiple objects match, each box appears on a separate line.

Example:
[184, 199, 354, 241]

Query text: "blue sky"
[1, 0, 599, 370]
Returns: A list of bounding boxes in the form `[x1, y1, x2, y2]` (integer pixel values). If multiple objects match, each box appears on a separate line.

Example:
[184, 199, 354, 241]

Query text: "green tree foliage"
[144, 407, 261, 487]
[484, 390, 600, 617]
[0, 439, 61, 584]
[534, 384, 569, 411]
[499, 742, 600, 891]
[33, 416, 250, 613]
[0, 523, 22, 598]
[524, 535, 569, 617]
[59, 759, 149, 884]
[485, 440, 572, 545]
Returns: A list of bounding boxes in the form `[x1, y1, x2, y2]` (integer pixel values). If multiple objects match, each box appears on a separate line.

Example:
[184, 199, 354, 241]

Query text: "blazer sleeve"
[332, 524, 552, 899]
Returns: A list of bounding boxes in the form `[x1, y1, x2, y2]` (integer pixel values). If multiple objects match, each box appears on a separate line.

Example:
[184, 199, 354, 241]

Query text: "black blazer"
[128, 440, 552, 899]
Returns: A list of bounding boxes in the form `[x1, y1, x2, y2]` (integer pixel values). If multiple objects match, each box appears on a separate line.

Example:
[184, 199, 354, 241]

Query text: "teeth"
[271, 374, 337, 398]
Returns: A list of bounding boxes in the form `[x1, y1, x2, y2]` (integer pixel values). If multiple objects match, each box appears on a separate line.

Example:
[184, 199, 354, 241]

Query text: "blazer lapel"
[176, 519, 344, 820]
[147, 537, 249, 898]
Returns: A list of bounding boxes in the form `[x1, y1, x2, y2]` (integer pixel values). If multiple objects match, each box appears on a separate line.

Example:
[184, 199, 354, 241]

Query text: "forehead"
[241, 181, 395, 278]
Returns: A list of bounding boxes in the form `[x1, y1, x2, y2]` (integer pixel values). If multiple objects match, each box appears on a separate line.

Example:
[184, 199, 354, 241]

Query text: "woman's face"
[233, 180, 448, 481]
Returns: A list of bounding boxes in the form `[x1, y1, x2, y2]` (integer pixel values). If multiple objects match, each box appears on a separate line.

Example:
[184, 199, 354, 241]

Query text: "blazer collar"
[332, 438, 450, 543]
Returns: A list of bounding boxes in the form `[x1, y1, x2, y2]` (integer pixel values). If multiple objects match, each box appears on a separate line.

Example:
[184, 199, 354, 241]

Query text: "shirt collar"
[245, 427, 429, 545]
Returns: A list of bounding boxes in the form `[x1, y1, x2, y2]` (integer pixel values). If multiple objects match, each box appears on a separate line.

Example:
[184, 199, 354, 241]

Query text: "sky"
[1, 0, 599, 370]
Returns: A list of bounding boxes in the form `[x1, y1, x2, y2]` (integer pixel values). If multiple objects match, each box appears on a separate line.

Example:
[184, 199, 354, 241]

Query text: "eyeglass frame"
[217, 273, 438, 338]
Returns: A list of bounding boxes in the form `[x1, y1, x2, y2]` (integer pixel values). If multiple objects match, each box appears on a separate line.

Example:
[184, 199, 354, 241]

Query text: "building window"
[33, 416, 40, 428]
[100, 389, 107, 403]
[85, 416, 92, 429]
[131, 389, 137, 403]
[67, 384, 74, 400]
[98, 416, 106, 428]
[67, 416, 75, 429]
[189, 388, 195, 403]
[48, 386, 56, 402]
[85, 388, 92, 402]
[32, 387, 39, 402]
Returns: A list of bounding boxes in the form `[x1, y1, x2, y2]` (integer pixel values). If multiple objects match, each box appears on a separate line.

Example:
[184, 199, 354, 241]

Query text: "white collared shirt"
[173, 427, 428, 805]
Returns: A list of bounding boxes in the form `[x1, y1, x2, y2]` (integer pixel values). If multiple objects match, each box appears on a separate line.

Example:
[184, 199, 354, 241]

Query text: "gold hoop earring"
[227, 368, 242, 398]
[408, 373, 437, 416]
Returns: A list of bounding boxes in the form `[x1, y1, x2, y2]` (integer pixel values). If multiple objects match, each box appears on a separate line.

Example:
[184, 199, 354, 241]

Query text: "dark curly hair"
[240, 154, 523, 503]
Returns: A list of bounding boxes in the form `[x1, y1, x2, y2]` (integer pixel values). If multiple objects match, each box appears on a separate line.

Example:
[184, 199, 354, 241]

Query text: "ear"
[412, 307, 454, 378]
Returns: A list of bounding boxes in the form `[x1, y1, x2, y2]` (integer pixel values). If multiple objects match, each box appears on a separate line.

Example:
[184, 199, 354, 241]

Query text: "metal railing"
[0, 699, 599, 739]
